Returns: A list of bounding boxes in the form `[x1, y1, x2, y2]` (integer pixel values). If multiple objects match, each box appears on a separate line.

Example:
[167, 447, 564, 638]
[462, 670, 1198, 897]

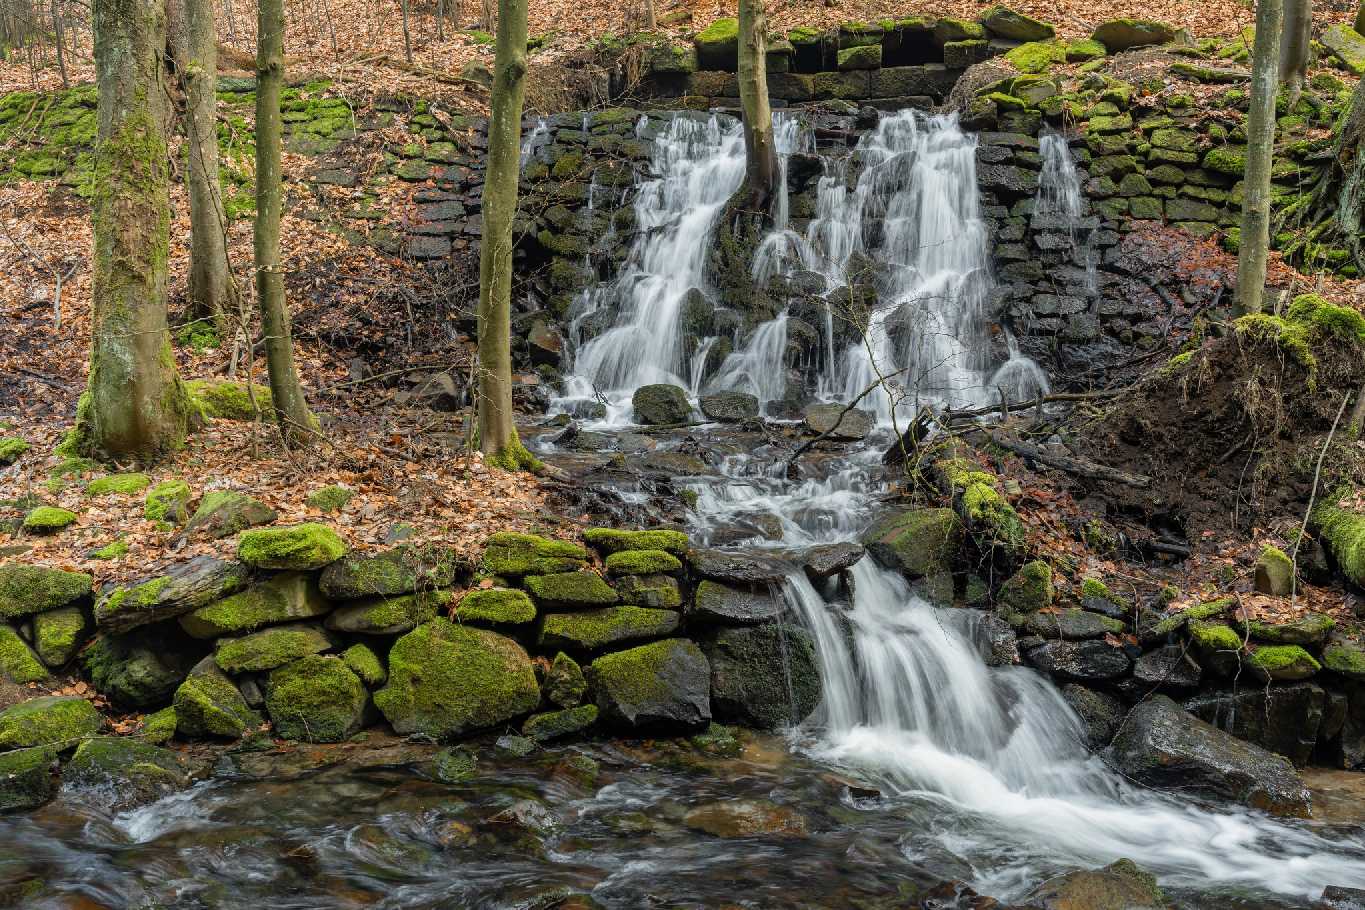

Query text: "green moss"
[179, 573, 329, 638]
[522, 704, 598, 742]
[1234, 313, 1318, 379]
[1311, 488, 1365, 588]
[455, 587, 537, 625]
[1005, 40, 1064, 74]
[0, 626, 49, 683]
[0, 695, 100, 749]
[485, 436, 544, 474]
[266, 655, 366, 743]
[140, 706, 177, 744]
[960, 480, 1028, 558]
[175, 319, 220, 352]
[1065, 38, 1107, 62]
[326, 590, 449, 634]
[0, 437, 28, 465]
[306, 484, 353, 513]
[586, 638, 695, 714]
[539, 605, 679, 651]
[604, 549, 683, 576]
[525, 571, 620, 608]
[341, 642, 386, 686]
[482, 531, 588, 577]
[1189, 620, 1243, 651]
[215, 623, 334, 674]
[999, 561, 1052, 612]
[86, 473, 151, 496]
[1286, 293, 1365, 346]
[186, 379, 272, 420]
[0, 564, 92, 618]
[98, 575, 172, 624]
[23, 506, 77, 533]
[91, 539, 130, 560]
[33, 607, 87, 666]
[0, 745, 58, 812]
[144, 479, 193, 522]
[787, 26, 825, 45]
[173, 662, 258, 739]
[1246, 644, 1320, 678]
[1203, 145, 1247, 175]
[463, 28, 494, 44]
[1080, 577, 1113, 601]
[696, 17, 739, 45]
[584, 528, 690, 555]
[238, 523, 346, 570]
[545, 651, 587, 707]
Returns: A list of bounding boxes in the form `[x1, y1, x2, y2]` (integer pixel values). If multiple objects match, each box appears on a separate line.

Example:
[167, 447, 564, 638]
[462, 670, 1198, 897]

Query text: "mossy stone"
[184, 490, 277, 539]
[215, 622, 334, 674]
[91, 539, 130, 560]
[539, 606, 681, 652]
[522, 704, 598, 742]
[1312, 490, 1365, 589]
[604, 549, 683, 576]
[525, 571, 620, 609]
[374, 618, 539, 740]
[861, 508, 962, 580]
[482, 532, 588, 577]
[140, 706, 177, 744]
[1243, 611, 1334, 646]
[694, 17, 739, 70]
[1322, 23, 1365, 75]
[23, 507, 77, 534]
[1065, 38, 1106, 62]
[95, 556, 251, 633]
[172, 658, 258, 739]
[33, 606, 87, 667]
[934, 18, 985, 43]
[319, 545, 464, 599]
[324, 590, 449, 635]
[1203, 145, 1246, 175]
[266, 654, 367, 743]
[703, 623, 821, 731]
[455, 587, 537, 626]
[1092, 18, 1176, 51]
[0, 695, 100, 749]
[431, 746, 477, 782]
[341, 642, 386, 686]
[584, 528, 690, 555]
[545, 651, 587, 708]
[0, 437, 28, 466]
[0, 745, 58, 812]
[179, 572, 332, 639]
[1005, 40, 1064, 74]
[836, 44, 882, 70]
[86, 473, 151, 496]
[614, 573, 683, 608]
[186, 379, 272, 420]
[998, 561, 1052, 613]
[588, 638, 711, 730]
[238, 523, 346, 570]
[980, 5, 1055, 42]
[0, 625, 48, 683]
[65, 736, 186, 805]
[1246, 645, 1320, 681]
[306, 485, 353, 513]
[83, 627, 198, 707]
[0, 564, 92, 619]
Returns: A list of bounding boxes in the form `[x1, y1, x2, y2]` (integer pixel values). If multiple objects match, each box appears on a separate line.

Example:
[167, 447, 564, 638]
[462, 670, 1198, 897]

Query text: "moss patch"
[1312, 488, 1365, 588]
[0, 745, 58, 812]
[0, 695, 100, 749]
[238, 523, 346, 570]
[1246, 644, 1320, 680]
[144, 479, 193, 523]
[140, 706, 177, 744]
[1005, 40, 1065, 74]
[325, 590, 449, 635]
[33, 606, 87, 667]
[1189, 620, 1243, 652]
[341, 642, 386, 686]
[861, 508, 963, 579]
[173, 660, 258, 739]
[186, 379, 272, 420]
[525, 571, 620, 609]
[266, 654, 366, 743]
[0, 564, 92, 618]
[539, 606, 680, 651]
[605, 549, 683, 576]
[545, 651, 587, 707]
[91, 539, 130, 560]
[522, 704, 598, 742]
[0, 437, 29, 465]
[0, 626, 49, 683]
[584, 528, 690, 555]
[23, 506, 77, 533]
[86, 473, 151, 496]
[455, 587, 537, 626]
[180, 572, 330, 638]
[306, 485, 354, 513]
[482, 531, 588, 577]
[999, 561, 1052, 613]
[185, 490, 277, 538]
[215, 622, 334, 674]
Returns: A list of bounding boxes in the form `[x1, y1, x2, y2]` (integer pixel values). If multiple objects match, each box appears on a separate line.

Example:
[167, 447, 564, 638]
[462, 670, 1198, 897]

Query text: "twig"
[1291, 390, 1352, 602]
[785, 367, 912, 474]
[945, 389, 1123, 419]
[980, 429, 1153, 487]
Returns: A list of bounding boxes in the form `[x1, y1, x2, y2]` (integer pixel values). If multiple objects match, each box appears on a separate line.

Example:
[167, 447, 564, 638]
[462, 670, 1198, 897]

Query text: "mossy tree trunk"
[1356, 0, 1365, 34]
[737, 0, 777, 213]
[1278, 0, 1310, 100]
[1235, 0, 1283, 316]
[475, 0, 538, 472]
[255, 0, 314, 445]
[169, 0, 234, 335]
[86, 0, 193, 459]
[1278, 78, 1365, 274]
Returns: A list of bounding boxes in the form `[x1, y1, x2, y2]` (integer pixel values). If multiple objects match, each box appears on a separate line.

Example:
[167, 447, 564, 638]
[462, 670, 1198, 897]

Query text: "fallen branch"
[787, 368, 910, 475]
[945, 389, 1123, 420]
[981, 430, 1152, 487]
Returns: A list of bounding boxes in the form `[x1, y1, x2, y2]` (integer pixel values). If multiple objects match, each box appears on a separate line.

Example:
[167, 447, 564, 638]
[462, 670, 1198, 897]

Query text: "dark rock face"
[702, 623, 822, 730]
[699, 391, 760, 422]
[1106, 695, 1312, 817]
[1062, 684, 1126, 750]
[1185, 683, 1326, 767]
[973, 611, 1020, 667]
[800, 542, 865, 579]
[690, 579, 784, 625]
[588, 638, 711, 730]
[632, 384, 693, 425]
[83, 627, 202, 708]
[1025, 639, 1132, 681]
[1131, 643, 1203, 691]
[689, 548, 793, 585]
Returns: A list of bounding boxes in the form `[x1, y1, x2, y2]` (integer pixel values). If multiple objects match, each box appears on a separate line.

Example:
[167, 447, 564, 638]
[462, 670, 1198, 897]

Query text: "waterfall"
[1037, 132, 1098, 293]
[520, 117, 550, 169]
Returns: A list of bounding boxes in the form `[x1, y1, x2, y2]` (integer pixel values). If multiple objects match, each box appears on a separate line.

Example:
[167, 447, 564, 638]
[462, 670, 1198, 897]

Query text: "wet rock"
[1062, 684, 1125, 750]
[544, 652, 587, 708]
[527, 320, 564, 367]
[1320, 886, 1365, 910]
[999, 560, 1053, 613]
[699, 391, 759, 422]
[174, 657, 260, 740]
[588, 638, 711, 731]
[318, 546, 464, 600]
[702, 623, 821, 730]
[0, 745, 58, 811]
[1185, 682, 1326, 767]
[1107, 695, 1312, 817]
[689, 579, 783, 625]
[1026, 639, 1132, 681]
[802, 403, 872, 441]
[64, 736, 188, 809]
[83, 626, 201, 708]
[632, 383, 692, 425]
[522, 704, 598, 741]
[689, 548, 792, 585]
[538, 606, 680, 652]
[800, 542, 865, 579]
[375, 619, 540, 740]
[0, 695, 101, 750]
[976, 611, 1020, 666]
[637, 450, 709, 476]
[266, 654, 368, 743]
[1131, 643, 1202, 691]
[1023, 608, 1124, 640]
[1025, 858, 1166, 909]
[860, 508, 962, 580]
[682, 799, 808, 838]
[95, 556, 251, 633]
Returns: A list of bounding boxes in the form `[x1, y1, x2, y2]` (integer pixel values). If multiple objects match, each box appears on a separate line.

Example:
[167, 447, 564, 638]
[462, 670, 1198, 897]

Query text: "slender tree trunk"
[1279, 0, 1310, 100]
[51, 0, 68, 88]
[1235, 0, 1284, 316]
[169, 0, 234, 335]
[737, 0, 776, 211]
[1356, 0, 1364, 35]
[475, 0, 537, 471]
[479, 0, 493, 33]
[398, 0, 412, 62]
[642, 0, 655, 31]
[85, 0, 192, 459]
[255, 0, 313, 443]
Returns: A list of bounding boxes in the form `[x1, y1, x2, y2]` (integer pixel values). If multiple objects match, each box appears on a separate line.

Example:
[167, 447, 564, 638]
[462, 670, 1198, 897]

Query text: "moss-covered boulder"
[615, 573, 683, 608]
[0, 745, 58, 812]
[1252, 546, 1294, 598]
[539, 606, 681, 652]
[604, 549, 683, 576]
[0, 564, 91, 619]
[184, 490, 277, 539]
[454, 587, 537, 626]
[1202, 145, 1246, 175]
[0, 695, 100, 749]
[588, 638, 711, 730]
[860, 508, 962, 580]
[545, 651, 587, 708]
[525, 571, 620, 609]
[172, 657, 258, 739]
[374, 618, 539, 740]
[702, 623, 820, 731]
[0, 437, 28, 466]
[144, 479, 193, 523]
[324, 590, 449, 635]
[215, 622, 335, 674]
[837, 44, 881, 70]
[22, 506, 77, 534]
[341, 642, 386, 686]
[632, 383, 693, 425]
[584, 528, 690, 555]
[1025, 859, 1166, 910]
[86, 472, 151, 497]
[83, 626, 199, 707]
[936, 458, 1028, 563]
[266, 654, 368, 743]
[1005, 40, 1065, 74]
[1189, 620, 1245, 676]
[1245, 645, 1320, 682]
[1092, 19, 1176, 51]
[1023, 608, 1124, 640]
[1241, 611, 1334, 647]
[1322, 23, 1365, 76]
[482, 532, 588, 577]
[238, 523, 346, 570]
[306, 484, 353, 513]
[694, 17, 738, 70]
[0, 625, 48, 683]
[186, 379, 273, 420]
[33, 606, 88, 667]
[980, 5, 1055, 41]
[522, 704, 598, 742]
[319, 545, 463, 599]
[1312, 488, 1365, 589]
[998, 561, 1053, 613]
[179, 572, 332, 639]
[139, 706, 177, 744]
[95, 556, 251, 633]
[65, 736, 187, 808]
[934, 18, 985, 44]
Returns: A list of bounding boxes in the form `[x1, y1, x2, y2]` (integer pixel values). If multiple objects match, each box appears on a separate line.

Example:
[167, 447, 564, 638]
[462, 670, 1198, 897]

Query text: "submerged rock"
[682, 799, 808, 838]
[588, 638, 711, 730]
[1025, 858, 1166, 910]
[689, 579, 783, 625]
[702, 623, 821, 730]
[1106, 695, 1311, 817]
[699, 391, 759, 422]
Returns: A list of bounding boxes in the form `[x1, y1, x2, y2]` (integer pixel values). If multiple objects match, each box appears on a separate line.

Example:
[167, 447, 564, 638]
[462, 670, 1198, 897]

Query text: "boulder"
[999, 560, 1053, 613]
[1322, 23, 1365, 76]
[524, 571, 620, 609]
[1131, 643, 1202, 691]
[614, 573, 683, 608]
[1092, 19, 1177, 52]
[1062, 684, 1125, 750]
[1023, 608, 1123, 640]
[1185, 682, 1326, 766]
[173, 657, 259, 739]
[0, 564, 92, 619]
[860, 508, 962, 580]
[374, 619, 540, 739]
[64, 736, 187, 809]
[1254, 545, 1295, 596]
[1242, 611, 1335, 647]
[318, 546, 463, 600]
[584, 528, 689, 555]
[183, 490, 277, 539]
[482, 532, 588, 577]
[702, 623, 821, 730]
[237, 523, 347, 570]
[0, 695, 101, 750]
[545, 651, 588, 708]
[1107, 695, 1311, 817]
[1026, 639, 1131, 681]
[694, 17, 738, 70]
[589, 638, 711, 730]
[453, 588, 537, 626]
[1321, 886, 1365, 910]
[522, 704, 598, 742]
[0, 745, 58, 812]
[699, 391, 759, 422]
[215, 622, 336, 674]
[1323, 634, 1365, 682]
[84, 627, 200, 708]
[1025, 859, 1166, 910]
[689, 548, 792, 585]
[604, 549, 683, 576]
[1246, 644, 1321, 682]
[95, 556, 251, 633]
[632, 384, 692, 425]
[0, 625, 47, 683]
[800, 542, 864, 579]
[538, 606, 681, 652]
[179, 572, 332, 639]
[33, 606, 88, 667]
[266, 655, 368, 743]
[341, 643, 386, 686]
[802, 403, 873, 441]
[981, 5, 1055, 42]
[690, 579, 784, 625]
[325, 591, 448, 635]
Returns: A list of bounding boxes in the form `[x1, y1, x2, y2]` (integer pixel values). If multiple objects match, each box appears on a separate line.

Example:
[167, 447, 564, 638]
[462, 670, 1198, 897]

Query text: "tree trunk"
[1326, 79, 1365, 271]
[255, 0, 313, 444]
[475, 0, 538, 471]
[479, 0, 493, 33]
[1278, 0, 1310, 100]
[169, 0, 234, 335]
[642, 0, 655, 30]
[84, 0, 192, 460]
[737, 0, 776, 212]
[1356, 0, 1364, 35]
[398, 0, 412, 63]
[1235, 0, 1283, 316]
[51, 0, 68, 88]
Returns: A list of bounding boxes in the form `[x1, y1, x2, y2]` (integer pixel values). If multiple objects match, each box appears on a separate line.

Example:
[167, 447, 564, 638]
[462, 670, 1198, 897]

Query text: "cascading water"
[1037, 131, 1098, 294]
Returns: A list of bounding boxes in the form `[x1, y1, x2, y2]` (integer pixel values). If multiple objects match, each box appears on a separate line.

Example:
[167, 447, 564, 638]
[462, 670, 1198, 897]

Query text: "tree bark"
[51, 0, 68, 88]
[1235, 0, 1283, 316]
[737, 0, 776, 212]
[255, 0, 314, 444]
[642, 0, 655, 30]
[475, 0, 537, 471]
[1356, 0, 1365, 35]
[169, 0, 234, 335]
[479, 0, 494, 33]
[398, 0, 412, 63]
[85, 0, 192, 459]
[1278, 0, 1310, 99]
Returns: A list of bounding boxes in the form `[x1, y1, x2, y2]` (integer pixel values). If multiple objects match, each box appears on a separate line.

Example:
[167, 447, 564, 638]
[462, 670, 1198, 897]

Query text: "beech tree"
[82, 0, 193, 458]
[1279, 0, 1311, 99]
[255, 0, 314, 443]
[1235, 0, 1284, 316]
[737, 0, 776, 210]
[475, 0, 538, 470]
